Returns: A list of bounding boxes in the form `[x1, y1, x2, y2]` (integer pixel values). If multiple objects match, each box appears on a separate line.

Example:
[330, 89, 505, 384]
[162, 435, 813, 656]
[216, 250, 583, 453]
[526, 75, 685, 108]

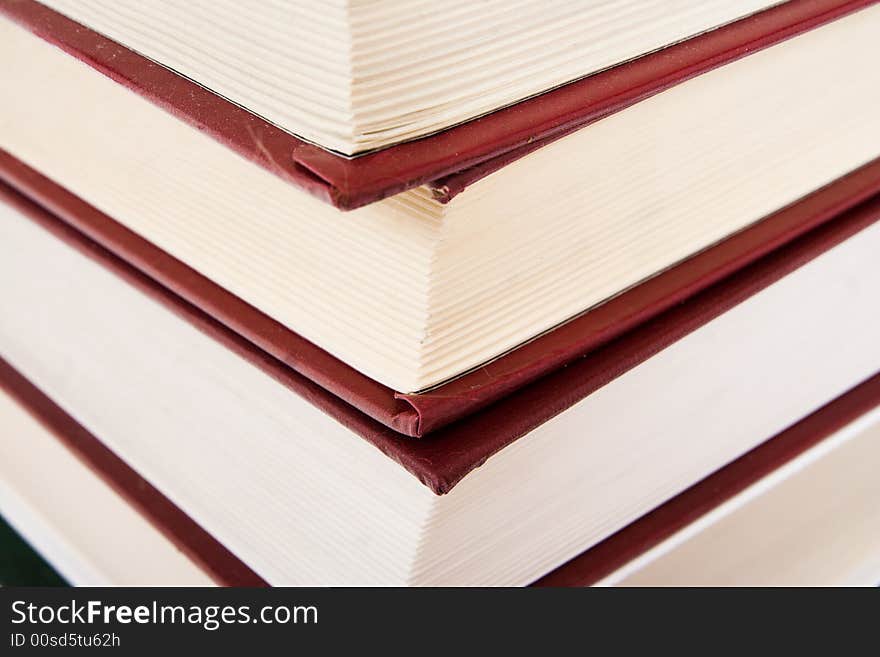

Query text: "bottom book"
[2, 361, 879, 586]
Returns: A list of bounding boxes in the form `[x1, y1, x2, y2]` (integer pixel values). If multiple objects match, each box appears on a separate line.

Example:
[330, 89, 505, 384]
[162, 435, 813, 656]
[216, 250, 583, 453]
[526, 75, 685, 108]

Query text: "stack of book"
[1, 0, 879, 586]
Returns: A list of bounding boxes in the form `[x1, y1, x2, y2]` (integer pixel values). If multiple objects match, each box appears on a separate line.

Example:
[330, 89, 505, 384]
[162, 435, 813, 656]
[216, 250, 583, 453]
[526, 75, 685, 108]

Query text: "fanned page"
[38, 0, 780, 154]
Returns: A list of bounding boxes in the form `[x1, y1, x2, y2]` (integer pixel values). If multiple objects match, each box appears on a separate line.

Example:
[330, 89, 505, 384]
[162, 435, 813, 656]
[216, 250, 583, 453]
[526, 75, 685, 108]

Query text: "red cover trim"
[0, 357, 267, 587]
[3, 168, 880, 494]
[4, 151, 880, 439]
[0, 0, 872, 209]
[535, 371, 880, 587]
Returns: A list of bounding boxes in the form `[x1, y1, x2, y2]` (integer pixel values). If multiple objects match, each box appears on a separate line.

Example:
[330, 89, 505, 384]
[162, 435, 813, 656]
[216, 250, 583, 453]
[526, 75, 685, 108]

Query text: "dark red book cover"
[3, 158, 880, 494]
[0, 0, 871, 210]
[535, 371, 880, 586]
[3, 150, 880, 440]
[3, 354, 878, 587]
[4, 0, 880, 587]
[0, 357, 264, 587]
[3, 0, 879, 440]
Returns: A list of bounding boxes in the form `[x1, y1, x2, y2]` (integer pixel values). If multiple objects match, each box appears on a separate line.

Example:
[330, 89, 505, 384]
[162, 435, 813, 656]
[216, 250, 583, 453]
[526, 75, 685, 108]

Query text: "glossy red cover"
[0, 0, 872, 209]
[3, 165, 880, 495]
[4, 151, 880, 439]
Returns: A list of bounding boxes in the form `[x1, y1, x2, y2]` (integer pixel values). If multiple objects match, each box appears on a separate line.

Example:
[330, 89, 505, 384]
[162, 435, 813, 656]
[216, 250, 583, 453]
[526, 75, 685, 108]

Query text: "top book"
[37, 0, 779, 155]
[2, 1, 879, 399]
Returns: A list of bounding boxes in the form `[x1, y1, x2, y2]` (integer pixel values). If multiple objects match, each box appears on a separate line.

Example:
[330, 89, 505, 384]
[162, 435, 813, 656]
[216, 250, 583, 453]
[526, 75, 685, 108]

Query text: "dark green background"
[0, 514, 66, 586]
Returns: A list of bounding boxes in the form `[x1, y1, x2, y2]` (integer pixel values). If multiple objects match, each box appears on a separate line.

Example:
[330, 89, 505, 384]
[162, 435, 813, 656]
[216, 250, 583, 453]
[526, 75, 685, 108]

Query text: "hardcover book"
[2, 0, 879, 586]
[2, 179, 879, 584]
